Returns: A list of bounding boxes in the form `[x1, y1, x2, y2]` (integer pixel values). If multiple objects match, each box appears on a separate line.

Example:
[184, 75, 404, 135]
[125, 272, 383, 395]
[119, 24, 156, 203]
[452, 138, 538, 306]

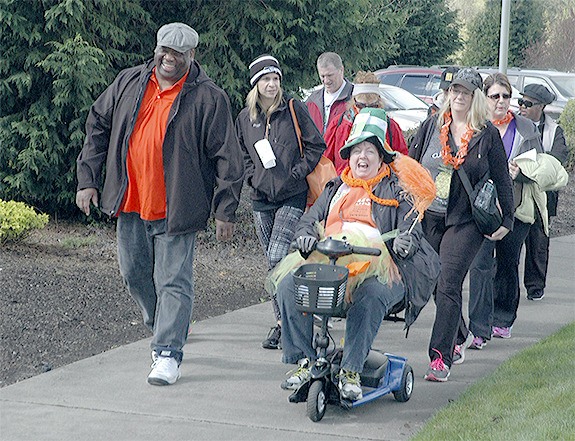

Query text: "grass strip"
[412, 322, 575, 440]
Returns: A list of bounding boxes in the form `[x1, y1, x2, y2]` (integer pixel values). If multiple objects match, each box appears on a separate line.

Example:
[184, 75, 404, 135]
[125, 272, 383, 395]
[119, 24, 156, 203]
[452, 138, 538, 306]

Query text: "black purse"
[457, 167, 502, 235]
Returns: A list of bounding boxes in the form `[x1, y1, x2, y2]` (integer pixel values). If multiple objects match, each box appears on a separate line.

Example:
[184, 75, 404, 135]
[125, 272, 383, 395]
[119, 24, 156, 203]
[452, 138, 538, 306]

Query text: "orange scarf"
[492, 110, 514, 126]
[325, 165, 399, 237]
[340, 165, 399, 208]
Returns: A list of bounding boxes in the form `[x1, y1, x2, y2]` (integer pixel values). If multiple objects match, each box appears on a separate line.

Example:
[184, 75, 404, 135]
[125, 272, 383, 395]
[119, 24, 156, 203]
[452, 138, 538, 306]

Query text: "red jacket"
[323, 109, 408, 174]
[305, 81, 354, 135]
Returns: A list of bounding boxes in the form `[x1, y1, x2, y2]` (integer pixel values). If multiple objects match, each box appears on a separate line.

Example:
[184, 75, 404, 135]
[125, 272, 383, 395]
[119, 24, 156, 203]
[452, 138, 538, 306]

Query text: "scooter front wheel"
[393, 365, 414, 402]
[306, 380, 327, 422]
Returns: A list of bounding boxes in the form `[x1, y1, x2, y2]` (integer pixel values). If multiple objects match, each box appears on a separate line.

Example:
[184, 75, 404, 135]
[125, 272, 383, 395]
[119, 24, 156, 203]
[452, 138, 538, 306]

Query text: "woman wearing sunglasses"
[323, 71, 408, 174]
[465, 73, 543, 351]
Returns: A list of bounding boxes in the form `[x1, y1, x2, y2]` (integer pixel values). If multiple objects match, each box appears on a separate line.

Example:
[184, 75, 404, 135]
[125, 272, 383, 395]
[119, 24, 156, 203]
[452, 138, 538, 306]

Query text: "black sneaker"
[527, 290, 545, 301]
[262, 325, 281, 349]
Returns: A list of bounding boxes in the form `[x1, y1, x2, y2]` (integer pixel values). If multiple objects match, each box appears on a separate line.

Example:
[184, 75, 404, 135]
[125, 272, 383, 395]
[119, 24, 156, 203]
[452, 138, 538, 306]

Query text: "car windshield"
[380, 87, 428, 111]
[551, 76, 575, 98]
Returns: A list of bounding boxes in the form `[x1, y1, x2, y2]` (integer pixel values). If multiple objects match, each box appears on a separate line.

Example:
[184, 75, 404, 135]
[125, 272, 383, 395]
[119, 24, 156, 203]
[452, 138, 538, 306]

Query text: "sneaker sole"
[470, 343, 486, 350]
[492, 333, 511, 339]
[262, 343, 281, 350]
[527, 296, 544, 301]
[147, 372, 181, 386]
[341, 391, 363, 401]
[281, 380, 305, 390]
[424, 372, 449, 382]
[452, 356, 464, 365]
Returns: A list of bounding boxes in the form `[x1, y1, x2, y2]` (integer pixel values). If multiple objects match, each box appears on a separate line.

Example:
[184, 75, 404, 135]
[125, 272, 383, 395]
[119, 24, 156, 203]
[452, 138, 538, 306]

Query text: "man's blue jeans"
[278, 274, 404, 373]
[116, 212, 196, 363]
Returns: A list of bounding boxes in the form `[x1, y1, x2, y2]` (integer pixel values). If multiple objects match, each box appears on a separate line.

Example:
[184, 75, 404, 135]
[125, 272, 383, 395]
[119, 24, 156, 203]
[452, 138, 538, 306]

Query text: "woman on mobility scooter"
[267, 108, 440, 401]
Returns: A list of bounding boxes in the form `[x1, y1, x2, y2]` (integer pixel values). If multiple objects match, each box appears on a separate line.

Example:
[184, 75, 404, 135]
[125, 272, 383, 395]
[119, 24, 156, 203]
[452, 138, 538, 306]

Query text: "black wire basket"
[292, 263, 349, 316]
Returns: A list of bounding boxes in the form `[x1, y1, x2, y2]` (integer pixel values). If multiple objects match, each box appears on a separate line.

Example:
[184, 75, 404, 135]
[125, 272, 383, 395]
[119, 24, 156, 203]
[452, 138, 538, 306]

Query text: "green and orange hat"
[339, 108, 396, 161]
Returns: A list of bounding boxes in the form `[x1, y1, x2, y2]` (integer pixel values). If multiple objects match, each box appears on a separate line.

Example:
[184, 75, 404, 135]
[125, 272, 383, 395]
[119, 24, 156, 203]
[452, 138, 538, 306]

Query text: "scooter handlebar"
[349, 245, 381, 256]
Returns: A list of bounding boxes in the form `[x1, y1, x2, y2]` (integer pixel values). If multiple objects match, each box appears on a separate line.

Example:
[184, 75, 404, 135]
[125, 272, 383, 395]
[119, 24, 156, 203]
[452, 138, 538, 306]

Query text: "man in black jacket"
[76, 23, 243, 385]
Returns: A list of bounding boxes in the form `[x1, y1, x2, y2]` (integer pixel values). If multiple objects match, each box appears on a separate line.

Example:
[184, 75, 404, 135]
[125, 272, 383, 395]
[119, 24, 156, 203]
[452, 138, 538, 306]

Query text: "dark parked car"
[374, 66, 443, 104]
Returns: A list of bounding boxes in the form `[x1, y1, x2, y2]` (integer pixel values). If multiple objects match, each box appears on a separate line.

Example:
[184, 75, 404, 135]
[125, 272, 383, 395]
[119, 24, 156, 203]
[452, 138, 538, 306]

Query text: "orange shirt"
[325, 186, 378, 236]
[121, 69, 188, 220]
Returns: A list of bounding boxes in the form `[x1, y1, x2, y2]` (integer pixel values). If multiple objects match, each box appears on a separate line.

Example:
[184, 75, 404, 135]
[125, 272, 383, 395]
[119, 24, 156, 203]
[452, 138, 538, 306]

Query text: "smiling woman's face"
[349, 141, 382, 180]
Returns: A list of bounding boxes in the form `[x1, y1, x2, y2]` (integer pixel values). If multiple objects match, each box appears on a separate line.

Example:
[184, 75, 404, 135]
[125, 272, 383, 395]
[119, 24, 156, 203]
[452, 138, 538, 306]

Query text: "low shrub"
[558, 99, 575, 171]
[0, 199, 49, 243]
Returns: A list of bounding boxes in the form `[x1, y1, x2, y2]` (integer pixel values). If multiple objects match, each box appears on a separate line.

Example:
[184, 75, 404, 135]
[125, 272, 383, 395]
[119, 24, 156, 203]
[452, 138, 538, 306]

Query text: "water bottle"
[474, 180, 495, 210]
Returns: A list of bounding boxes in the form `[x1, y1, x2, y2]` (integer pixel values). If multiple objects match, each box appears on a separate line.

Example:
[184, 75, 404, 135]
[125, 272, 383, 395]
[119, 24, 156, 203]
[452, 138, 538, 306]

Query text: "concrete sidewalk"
[1, 235, 573, 441]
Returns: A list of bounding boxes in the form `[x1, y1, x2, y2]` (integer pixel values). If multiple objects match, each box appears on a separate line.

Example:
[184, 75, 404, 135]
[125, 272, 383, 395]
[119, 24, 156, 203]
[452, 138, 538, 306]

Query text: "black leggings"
[423, 215, 484, 367]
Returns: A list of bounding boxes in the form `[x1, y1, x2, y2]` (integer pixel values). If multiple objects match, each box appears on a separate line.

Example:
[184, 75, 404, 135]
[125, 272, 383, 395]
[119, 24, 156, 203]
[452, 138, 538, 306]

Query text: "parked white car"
[379, 84, 429, 131]
[300, 83, 429, 132]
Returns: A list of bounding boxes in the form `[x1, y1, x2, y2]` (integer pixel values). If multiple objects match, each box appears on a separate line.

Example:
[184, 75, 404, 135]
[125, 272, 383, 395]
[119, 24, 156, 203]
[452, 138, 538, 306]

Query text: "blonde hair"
[246, 84, 284, 122]
[437, 88, 489, 133]
[347, 70, 384, 111]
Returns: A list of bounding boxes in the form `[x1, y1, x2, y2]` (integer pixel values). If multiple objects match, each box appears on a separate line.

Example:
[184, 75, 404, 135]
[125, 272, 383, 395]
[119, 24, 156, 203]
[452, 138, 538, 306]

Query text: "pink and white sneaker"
[492, 326, 512, 339]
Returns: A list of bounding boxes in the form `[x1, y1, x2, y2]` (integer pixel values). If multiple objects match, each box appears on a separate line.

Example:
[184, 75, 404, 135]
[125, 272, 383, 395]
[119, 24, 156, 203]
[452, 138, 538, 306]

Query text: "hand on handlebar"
[392, 232, 414, 259]
[295, 235, 318, 254]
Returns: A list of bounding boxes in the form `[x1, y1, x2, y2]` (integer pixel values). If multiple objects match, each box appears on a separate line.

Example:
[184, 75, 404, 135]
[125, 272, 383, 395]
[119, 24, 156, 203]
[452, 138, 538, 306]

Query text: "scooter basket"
[292, 264, 349, 315]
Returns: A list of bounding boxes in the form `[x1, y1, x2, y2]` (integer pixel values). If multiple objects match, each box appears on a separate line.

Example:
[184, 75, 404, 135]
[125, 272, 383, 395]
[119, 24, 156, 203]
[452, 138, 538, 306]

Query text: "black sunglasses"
[355, 101, 380, 109]
[518, 98, 540, 108]
[487, 93, 511, 100]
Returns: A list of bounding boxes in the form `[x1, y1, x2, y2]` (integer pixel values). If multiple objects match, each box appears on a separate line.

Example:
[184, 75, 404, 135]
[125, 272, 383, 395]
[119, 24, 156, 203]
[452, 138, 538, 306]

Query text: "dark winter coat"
[76, 60, 244, 235]
[235, 97, 326, 204]
[409, 115, 516, 231]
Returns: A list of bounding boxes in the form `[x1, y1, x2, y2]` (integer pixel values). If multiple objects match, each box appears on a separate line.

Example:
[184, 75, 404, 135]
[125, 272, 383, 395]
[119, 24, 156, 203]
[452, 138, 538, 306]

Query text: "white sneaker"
[281, 358, 311, 390]
[147, 356, 181, 386]
[453, 331, 474, 365]
[338, 369, 363, 401]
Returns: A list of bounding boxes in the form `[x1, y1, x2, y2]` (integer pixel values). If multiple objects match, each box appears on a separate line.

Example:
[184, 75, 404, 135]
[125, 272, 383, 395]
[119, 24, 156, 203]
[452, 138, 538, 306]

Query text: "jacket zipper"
[110, 67, 151, 216]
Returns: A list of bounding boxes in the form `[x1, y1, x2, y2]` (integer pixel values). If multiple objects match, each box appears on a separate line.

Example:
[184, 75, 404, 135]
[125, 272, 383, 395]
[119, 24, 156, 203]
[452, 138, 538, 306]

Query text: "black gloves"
[392, 232, 415, 259]
[295, 235, 317, 254]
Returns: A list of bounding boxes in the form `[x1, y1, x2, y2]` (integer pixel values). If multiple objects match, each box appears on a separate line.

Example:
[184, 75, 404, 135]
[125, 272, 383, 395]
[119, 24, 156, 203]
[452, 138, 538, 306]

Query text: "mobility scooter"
[287, 237, 413, 422]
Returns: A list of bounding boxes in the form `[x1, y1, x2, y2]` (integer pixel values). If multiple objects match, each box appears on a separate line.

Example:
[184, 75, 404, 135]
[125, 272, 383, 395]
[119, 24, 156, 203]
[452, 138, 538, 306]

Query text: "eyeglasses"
[449, 86, 472, 97]
[355, 101, 380, 109]
[487, 93, 511, 100]
[518, 98, 541, 108]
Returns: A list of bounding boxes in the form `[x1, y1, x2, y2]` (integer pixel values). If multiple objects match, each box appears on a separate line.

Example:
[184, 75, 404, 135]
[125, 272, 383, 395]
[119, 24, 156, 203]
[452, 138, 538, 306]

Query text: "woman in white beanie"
[235, 54, 326, 350]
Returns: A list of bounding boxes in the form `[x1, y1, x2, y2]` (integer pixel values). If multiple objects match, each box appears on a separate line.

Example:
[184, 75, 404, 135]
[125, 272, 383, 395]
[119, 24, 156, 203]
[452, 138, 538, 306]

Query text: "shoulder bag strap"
[456, 167, 474, 202]
[288, 98, 304, 158]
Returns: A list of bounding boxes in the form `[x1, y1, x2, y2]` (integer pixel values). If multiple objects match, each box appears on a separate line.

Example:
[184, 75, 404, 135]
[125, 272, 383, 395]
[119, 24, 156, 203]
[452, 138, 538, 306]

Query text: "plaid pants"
[253, 205, 304, 320]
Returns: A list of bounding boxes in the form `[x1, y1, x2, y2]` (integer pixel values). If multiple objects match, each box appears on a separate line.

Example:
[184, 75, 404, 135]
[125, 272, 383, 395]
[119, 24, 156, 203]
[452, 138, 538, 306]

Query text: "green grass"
[412, 323, 575, 441]
[60, 235, 98, 248]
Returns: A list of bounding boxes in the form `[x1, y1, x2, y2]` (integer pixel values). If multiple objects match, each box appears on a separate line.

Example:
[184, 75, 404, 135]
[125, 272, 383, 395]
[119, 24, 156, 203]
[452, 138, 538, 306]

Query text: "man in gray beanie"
[519, 84, 569, 301]
[76, 22, 244, 385]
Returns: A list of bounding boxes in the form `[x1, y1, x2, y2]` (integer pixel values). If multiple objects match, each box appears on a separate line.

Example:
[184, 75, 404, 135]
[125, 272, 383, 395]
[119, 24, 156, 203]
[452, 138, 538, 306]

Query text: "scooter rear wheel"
[306, 380, 327, 422]
[393, 365, 414, 402]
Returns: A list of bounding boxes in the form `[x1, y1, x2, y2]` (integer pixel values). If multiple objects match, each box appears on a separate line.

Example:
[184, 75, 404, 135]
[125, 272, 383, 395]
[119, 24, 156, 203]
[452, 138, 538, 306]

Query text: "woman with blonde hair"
[409, 68, 515, 382]
[235, 54, 326, 350]
[324, 71, 408, 174]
